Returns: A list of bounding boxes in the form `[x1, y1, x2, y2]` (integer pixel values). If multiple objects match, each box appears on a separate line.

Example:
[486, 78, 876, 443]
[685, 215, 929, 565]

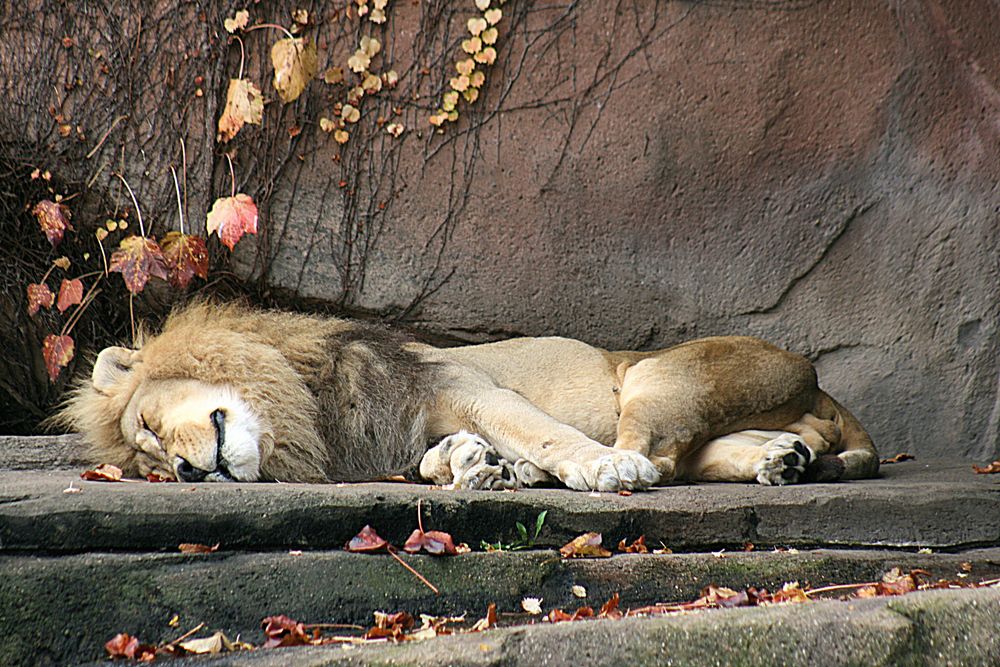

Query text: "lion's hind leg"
[419, 431, 552, 490]
[677, 430, 818, 485]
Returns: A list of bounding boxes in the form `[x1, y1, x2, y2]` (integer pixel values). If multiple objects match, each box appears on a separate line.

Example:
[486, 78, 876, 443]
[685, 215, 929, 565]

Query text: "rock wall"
[4, 1, 999, 460]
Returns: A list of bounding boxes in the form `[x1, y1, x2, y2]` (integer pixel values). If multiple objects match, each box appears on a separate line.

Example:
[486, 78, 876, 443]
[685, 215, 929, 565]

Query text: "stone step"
[2, 458, 999, 554]
[5, 547, 1000, 666]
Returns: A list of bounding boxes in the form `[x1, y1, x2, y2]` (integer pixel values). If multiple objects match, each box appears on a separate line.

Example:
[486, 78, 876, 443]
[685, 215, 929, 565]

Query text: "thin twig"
[170, 166, 184, 235]
[245, 23, 295, 40]
[86, 115, 128, 159]
[387, 547, 439, 594]
[180, 138, 188, 227]
[161, 622, 206, 649]
[225, 154, 236, 198]
[234, 35, 246, 80]
[804, 582, 878, 597]
[114, 172, 146, 237]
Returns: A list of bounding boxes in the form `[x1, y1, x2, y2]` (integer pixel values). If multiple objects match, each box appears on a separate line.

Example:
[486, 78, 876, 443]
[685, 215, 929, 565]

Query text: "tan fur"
[54, 302, 879, 490]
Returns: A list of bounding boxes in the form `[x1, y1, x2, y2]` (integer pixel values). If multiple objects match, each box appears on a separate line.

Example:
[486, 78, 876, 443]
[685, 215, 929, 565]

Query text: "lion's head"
[55, 303, 336, 483]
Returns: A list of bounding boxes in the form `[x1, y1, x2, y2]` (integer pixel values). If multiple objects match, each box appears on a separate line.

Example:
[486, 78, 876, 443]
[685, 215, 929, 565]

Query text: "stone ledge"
[5, 548, 1000, 666]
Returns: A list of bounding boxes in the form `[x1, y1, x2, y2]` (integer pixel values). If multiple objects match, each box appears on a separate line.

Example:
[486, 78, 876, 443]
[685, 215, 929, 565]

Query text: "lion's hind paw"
[755, 434, 815, 486]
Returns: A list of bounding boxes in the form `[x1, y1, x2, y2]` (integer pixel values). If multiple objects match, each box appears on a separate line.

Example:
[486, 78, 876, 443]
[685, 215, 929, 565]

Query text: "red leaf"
[346, 525, 388, 553]
[161, 231, 209, 289]
[178, 542, 220, 554]
[109, 235, 169, 294]
[42, 333, 74, 382]
[559, 532, 612, 558]
[80, 463, 123, 481]
[261, 615, 313, 648]
[403, 528, 459, 555]
[26, 283, 54, 315]
[105, 633, 139, 658]
[56, 278, 83, 313]
[546, 606, 594, 623]
[206, 193, 258, 250]
[32, 199, 73, 247]
[972, 459, 1000, 474]
[471, 603, 497, 631]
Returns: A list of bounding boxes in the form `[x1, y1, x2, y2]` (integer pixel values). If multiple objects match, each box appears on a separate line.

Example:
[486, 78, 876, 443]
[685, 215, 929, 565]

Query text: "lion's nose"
[175, 457, 209, 482]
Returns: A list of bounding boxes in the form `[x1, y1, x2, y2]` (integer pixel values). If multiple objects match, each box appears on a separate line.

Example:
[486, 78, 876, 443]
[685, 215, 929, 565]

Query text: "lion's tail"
[813, 391, 880, 480]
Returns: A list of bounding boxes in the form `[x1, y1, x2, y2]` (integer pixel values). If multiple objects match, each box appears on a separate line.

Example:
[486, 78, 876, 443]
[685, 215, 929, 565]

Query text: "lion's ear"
[92, 346, 138, 393]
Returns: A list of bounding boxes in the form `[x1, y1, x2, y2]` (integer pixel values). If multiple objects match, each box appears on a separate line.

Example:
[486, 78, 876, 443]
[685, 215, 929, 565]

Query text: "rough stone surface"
[3, 452, 999, 553]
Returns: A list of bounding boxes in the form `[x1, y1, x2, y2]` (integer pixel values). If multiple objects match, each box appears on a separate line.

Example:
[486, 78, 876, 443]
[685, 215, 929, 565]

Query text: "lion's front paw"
[558, 450, 660, 492]
[755, 434, 815, 486]
[419, 431, 518, 490]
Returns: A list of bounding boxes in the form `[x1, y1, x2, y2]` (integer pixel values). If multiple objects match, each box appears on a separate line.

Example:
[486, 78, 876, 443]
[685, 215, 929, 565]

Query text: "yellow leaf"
[341, 104, 360, 123]
[475, 47, 496, 65]
[482, 27, 498, 45]
[95, 228, 108, 241]
[470, 70, 485, 88]
[467, 17, 487, 36]
[323, 67, 344, 84]
[463, 87, 479, 103]
[374, 0, 388, 8]
[382, 70, 399, 87]
[217, 78, 264, 143]
[450, 75, 470, 92]
[347, 86, 365, 104]
[370, 8, 386, 23]
[319, 117, 338, 133]
[362, 73, 382, 93]
[270, 38, 318, 103]
[224, 9, 249, 33]
[462, 37, 482, 54]
[484, 8, 502, 25]
[429, 113, 446, 127]
[291, 8, 309, 24]
[347, 50, 370, 73]
[475, 0, 490, 10]
[442, 91, 459, 111]
[447, 109, 459, 122]
[456, 58, 475, 76]
[334, 129, 350, 144]
[53, 256, 71, 270]
[360, 36, 381, 57]
[386, 123, 404, 137]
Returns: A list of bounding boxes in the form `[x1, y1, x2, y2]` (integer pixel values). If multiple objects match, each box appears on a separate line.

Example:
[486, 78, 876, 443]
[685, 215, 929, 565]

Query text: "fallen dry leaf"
[81, 463, 123, 481]
[471, 603, 497, 632]
[261, 615, 315, 648]
[972, 459, 1000, 474]
[618, 535, 649, 554]
[206, 193, 258, 250]
[599, 592, 622, 618]
[881, 453, 915, 465]
[178, 542, 220, 554]
[161, 231, 209, 289]
[179, 631, 245, 655]
[42, 334, 74, 382]
[346, 525, 389, 553]
[26, 283, 54, 315]
[217, 78, 263, 143]
[109, 235, 169, 294]
[271, 37, 317, 103]
[521, 597, 543, 615]
[403, 528, 459, 556]
[559, 532, 612, 559]
[105, 633, 155, 660]
[224, 9, 249, 33]
[56, 278, 83, 313]
[146, 472, 176, 482]
[571, 584, 587, 598]
[33, 199, 73, 247]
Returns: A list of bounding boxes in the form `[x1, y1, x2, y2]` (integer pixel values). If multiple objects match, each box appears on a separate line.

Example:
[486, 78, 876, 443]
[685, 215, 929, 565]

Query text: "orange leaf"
[146, 472, 176, 482]
[42, 333, 74, 382]
[618, 535, 649, 554]
[559, 532, 612, 558]
[109, 235, 168, 294]
[345, 525, 389, 553]
[206, 194, 258, 250]
[161, 231, 209, 289]
[26, 283, 54, 315]
[972, 459, 1000, 474]
[471, 603, 497, 631]
[105, 633, 141, 659]
[179, 542, 220, 554]
[599, 592, 622, 618]
[56, 278, 83, 313]
[80, 463, 123, 481]
[881, 453, 915, 465]
[32, 199, 73, 247]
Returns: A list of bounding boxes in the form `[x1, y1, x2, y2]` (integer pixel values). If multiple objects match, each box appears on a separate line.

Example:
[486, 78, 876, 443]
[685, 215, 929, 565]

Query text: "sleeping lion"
[55, 302, 878, 491]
